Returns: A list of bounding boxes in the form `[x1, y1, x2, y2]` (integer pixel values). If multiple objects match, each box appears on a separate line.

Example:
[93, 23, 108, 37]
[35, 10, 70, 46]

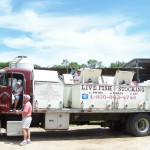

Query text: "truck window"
[0, 73, 10, 86]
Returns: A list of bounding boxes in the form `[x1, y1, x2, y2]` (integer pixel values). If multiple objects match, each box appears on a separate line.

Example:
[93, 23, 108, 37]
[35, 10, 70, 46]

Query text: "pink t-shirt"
[22, 101, 32, 118]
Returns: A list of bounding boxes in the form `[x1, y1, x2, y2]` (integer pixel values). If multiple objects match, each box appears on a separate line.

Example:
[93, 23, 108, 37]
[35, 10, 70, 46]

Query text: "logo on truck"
[0, 92, 10, 108]
[82, 94, 88, 99]
[0, 92, 10, 98]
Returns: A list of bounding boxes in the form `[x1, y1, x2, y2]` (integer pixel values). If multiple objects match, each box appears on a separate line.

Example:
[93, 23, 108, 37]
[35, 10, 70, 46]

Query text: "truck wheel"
[129, 113, 150, 137]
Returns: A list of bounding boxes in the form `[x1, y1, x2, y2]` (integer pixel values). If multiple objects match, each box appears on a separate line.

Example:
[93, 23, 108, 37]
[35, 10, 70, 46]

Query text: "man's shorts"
[14, 95, 21, 100]
[22, 117, 32, 129]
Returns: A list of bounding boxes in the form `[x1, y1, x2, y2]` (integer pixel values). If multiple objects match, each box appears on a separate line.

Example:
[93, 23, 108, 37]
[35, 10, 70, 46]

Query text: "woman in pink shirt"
[16, 94, 32, 146]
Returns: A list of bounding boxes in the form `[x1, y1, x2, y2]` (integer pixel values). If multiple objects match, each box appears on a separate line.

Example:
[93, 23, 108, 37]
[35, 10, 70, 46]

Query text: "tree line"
[50, 59, 126, 68]
[0, 59, 126, 69]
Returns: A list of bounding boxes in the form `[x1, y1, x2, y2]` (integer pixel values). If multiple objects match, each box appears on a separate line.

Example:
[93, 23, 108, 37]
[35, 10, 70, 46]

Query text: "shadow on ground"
[0, 127, 133, 145]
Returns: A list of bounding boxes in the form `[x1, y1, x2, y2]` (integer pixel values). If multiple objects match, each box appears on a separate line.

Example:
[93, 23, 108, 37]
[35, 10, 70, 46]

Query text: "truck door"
[0, 72, 12, 111]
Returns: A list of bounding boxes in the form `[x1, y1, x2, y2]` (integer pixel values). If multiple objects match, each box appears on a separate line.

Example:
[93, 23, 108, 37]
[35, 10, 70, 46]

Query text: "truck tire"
[126, 115, 134, 134]
[129, 113, 150, 137]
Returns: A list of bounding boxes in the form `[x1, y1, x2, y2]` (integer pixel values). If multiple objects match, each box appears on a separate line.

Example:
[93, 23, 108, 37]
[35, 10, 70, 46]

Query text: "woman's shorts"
[22, 117, 32, 129]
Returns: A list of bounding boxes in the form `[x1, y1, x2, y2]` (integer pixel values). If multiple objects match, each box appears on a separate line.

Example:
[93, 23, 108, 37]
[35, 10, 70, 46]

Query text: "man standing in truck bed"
[73, 69, 81, 84]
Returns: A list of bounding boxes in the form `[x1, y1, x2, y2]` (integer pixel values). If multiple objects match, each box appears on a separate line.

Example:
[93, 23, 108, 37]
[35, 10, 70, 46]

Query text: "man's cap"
[77, 69, 81, 72]
[17, 81, 21, 85]
[18, 79, 22, 84]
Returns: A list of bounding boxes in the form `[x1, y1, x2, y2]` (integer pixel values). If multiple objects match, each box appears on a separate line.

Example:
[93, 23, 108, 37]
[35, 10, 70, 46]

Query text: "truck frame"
[0, 56, 150, 137]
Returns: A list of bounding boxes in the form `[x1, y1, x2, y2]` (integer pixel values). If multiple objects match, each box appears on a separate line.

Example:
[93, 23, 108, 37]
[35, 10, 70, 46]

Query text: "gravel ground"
[0, 125, 150, 150]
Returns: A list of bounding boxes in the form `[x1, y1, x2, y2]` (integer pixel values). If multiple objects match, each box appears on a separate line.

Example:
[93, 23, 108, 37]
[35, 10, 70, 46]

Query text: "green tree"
[52, 60, 80, 69]
[69, 62, 80, 68]
[80, 63, 88, 68]
[110, 61, 126, 68]
[0, 62, 9, 68]
[51, 65, 63, 68]
[87, 59, 104, 68]
[61, 59, 69, 68]
[34, 64, 41, 69]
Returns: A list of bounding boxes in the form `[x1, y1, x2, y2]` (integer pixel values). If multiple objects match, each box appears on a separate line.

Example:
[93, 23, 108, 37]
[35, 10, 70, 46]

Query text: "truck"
[0, 56, 150, 137]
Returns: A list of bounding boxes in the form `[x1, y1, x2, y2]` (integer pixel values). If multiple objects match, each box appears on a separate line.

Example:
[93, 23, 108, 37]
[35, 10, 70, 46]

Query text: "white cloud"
[0, 0, 12, 14]
[3, 36, 34, 49]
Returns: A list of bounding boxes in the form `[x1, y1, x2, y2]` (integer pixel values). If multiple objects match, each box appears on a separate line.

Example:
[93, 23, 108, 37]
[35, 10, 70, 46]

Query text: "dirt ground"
[0, 125, 150, 150]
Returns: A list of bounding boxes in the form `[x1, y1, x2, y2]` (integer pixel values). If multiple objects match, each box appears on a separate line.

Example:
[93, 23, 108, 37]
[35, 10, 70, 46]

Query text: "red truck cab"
[0, 67, 32, 112]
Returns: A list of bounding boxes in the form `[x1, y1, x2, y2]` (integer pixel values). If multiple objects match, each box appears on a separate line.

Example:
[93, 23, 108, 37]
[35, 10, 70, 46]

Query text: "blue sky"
[0, 0, 150, 67]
